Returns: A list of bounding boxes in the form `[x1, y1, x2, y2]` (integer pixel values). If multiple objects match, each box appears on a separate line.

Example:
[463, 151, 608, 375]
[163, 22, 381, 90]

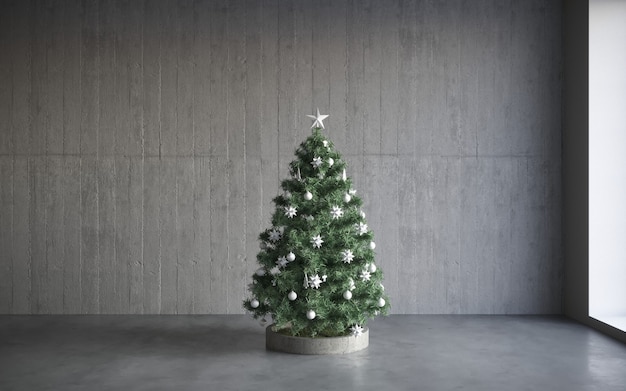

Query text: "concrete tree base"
[265, 325, 369, 355]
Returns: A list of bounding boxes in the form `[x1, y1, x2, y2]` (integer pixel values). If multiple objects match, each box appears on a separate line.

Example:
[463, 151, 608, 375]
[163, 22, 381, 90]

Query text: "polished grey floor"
[1, 315, 625, 391]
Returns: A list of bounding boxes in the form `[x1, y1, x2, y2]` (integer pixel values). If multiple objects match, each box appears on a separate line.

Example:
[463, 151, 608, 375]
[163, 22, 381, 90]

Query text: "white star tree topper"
[307, 108, 329, 129]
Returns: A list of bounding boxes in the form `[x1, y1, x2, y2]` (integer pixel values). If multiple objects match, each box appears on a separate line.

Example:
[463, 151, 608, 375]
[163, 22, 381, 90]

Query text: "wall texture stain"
[0, 0, 562, 314]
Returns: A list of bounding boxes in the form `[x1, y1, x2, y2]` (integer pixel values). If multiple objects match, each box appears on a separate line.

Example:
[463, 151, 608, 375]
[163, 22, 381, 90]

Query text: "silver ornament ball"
[250, 299, 260, 308]
[306, 309, 316, 320]
[343, 290, 353, 300]
[288, 291, 297, 301]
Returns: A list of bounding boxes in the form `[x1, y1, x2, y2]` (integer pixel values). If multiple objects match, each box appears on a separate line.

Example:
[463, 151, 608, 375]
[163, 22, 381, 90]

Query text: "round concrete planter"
[265, 325, 369, 355]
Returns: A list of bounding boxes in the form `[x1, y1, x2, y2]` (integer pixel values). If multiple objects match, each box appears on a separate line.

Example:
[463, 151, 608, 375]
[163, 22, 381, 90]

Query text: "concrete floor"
[1, 315, 625, 391]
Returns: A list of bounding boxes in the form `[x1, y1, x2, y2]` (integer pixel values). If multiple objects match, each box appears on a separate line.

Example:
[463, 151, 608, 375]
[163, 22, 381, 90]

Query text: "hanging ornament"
[286, 252, 296, 262]
[355, 222, 368, 236]
[330, 205, 344, 219]
[250, 299, 259, 308]
[380, 283, 385, 291]
[268, 229, 282, 242]
[311, 234, 324, 248]
[369, 263, 377, 273]
[255, 268, 266, 276]
[350, 324, 364, 337]
[296, 167, 302, 182]
[276, 256, 288, 268]
[341, 249, 355, 264]
[343, 193, 352, 203]
[369, 241, 376, 250]
[349, 188, 357, 195]
[284, 191, 292, 199]
[307, 108, 329, 129]
[284, 206, 297, 218]
[343, 290, 353, 300]
[288, 291, 297, 301]
[322, 140, 329, 148]
[360, 210, 366, 218]
[311, 156, 323, 168]
[377, 298, 386, 307]
[328, 157, 334, 167]
[348, 278, 356, 290]
[360, 269, 371, 282]
[308, 274, 323, 289]
[342, 169, 347, 181]
[306, 309, 316, 320]
[304, 191, 313, 200]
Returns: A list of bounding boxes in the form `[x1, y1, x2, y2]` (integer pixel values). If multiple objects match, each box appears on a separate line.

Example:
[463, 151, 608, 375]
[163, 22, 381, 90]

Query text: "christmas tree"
[244, 109, 390, 338]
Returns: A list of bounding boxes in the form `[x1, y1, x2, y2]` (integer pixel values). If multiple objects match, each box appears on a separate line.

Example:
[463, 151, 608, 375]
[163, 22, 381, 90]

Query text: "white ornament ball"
[369, 241, 376, 250]
[380, 283, 385, 291]
[327, 157, 334, 166]
[377, 298, 386, 307]
[250, 299, 260, 308]
[255, 268, 265, 276]
[343, 290, 353, 300]
[304, 191, 313, 201]
[288, 291, 297, 301]
[306, 309, 316, 320]
[286, 252, 296, 262]
[344, 193, 352, 203]
[369, 263, 377, 273]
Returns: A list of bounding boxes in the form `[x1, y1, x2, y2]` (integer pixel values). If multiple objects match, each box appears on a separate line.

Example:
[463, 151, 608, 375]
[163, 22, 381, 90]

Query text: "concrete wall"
[0, 0, 562, 315]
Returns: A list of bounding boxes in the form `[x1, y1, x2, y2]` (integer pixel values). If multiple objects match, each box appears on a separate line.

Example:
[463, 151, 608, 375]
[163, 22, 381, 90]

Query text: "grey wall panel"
[0, 0, 562, 314]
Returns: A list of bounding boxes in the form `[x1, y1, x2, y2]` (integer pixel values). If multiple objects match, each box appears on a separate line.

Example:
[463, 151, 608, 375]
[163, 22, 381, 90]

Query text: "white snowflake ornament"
[355, 222, 368, 236]
[270, 266, 281, 276]
[350, 324, 364, 337]
[311, 156, 323, 168]
[341, 249, 355, 264]
[284, 206, 297, 218]
[311, 234, 324, 248]
[308, 274, 323, 289]
[276, 256, 288, 268]
[360, 269, 371, 282]
[268, 229, 281, 242]
[330, 205, 344, 219]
